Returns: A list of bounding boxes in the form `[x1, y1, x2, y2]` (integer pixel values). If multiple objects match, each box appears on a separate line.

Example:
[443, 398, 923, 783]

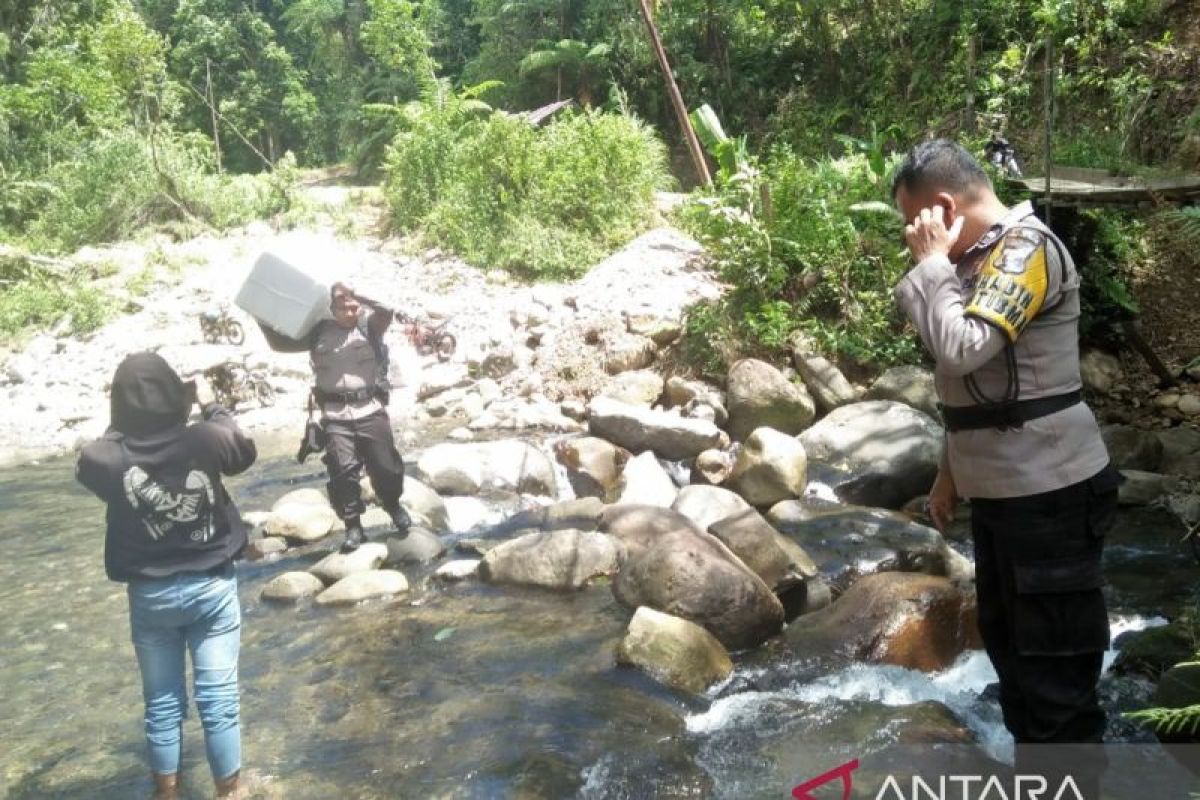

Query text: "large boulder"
[384, 527, 447, 565]
[599, 369, 665, 407]
[616, 451, 679, 507]
[616, 607, 734, 694]
[614, 526, 785, 650]
[799, 400, 942, 509]
[665, 377, 729, 426]
[416, 440, 557, 496]
[794, 354, 856, 412]
[726, 427, 808, 507]
[400, 478, 450, 532]
[1103, 425, 1164, 472]
[600, 504, 703, 561]
[672, 485, 751, 532]
[587, 397, 723, 460]
[726, 359, 816, 441]
[309, 543, 388, 585]
[554, 437, 625, 500]
[1118, 470, 1180, 506]
[480, 529, 621, 590]
[784, 572, 981, 671]
[263, 503, 338, 543]
[261, 571, 326, 603]
[708, 509, 818, 589]
[604, 333, 658, 374]
[315, 570, 410, 605]
[489, 497, 607, 538]
[1158, 427, 1200, 479]
[771, 504, 954, 588]
[866, 366, 940, 419]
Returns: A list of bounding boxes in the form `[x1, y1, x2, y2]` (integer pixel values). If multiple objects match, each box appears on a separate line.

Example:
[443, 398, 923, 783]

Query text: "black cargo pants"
[321, 409, 405, 524]
[970, 465, 1121, 745]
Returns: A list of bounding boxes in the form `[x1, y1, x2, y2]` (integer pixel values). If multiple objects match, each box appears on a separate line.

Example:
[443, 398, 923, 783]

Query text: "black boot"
[341, 520, 366, 553]
[387, 504, 412, 537]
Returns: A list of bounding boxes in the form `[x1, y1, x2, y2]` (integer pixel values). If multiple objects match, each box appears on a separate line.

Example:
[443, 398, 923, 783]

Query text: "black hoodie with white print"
[76, 352, 258, 582]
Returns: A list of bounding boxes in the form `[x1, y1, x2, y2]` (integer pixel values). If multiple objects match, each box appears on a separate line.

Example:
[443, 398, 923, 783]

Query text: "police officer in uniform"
[890, 141, 1120, 754]
[261, 282, 411, 552]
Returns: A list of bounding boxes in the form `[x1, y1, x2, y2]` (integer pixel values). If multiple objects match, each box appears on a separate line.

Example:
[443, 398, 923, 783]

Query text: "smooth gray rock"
[261, 571, 326, 603]
[554, 436, 625, 500]
[309, 543, 388, 585]
[1079, 349, 1122, 395]
[1118, 470, 1180, 506]
[726, 358, 816, 441]
[264, 503, 338, 543]
[384, 527, 447, 565]
[799, 400, 942, 509]
[1103, 425, 1164, 472]
[617, 451, 678, 507]
[417, 440, 557, 496]
[315, 570, 409, 605]
[270, 487, 329, 513]
[480, 529, 621, 590]
[433, 559, 481, 582]
[726, 427, 808, 507]
[707, 508, 819, 589]
[671, 485, 751, 532]
[587, 396, 723, 460]
[794, 354, 857, 412]
[866, 366, 939, 419]
[599, 369, 665, 407]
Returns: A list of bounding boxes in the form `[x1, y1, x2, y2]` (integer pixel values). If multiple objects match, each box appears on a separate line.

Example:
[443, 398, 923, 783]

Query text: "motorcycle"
[395, 311, 456, 362]
[200, 359, 275, 409]
[199, 309, 246, 346]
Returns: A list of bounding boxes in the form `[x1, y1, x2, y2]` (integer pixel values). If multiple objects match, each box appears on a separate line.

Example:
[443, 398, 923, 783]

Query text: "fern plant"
[1125, 702, 1200, 737]
[1154, 207, 1200, 252]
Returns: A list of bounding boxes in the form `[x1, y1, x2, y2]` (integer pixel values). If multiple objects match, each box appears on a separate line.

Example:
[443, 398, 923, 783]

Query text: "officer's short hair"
[891, 139, 992, 200]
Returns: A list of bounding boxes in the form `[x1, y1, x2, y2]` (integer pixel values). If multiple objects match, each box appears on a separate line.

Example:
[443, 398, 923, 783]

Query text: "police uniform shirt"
[893, 201, 1110, 499]
[311, 311, 383, 422]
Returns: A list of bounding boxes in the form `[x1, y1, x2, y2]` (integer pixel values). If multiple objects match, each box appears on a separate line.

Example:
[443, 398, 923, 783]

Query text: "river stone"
[385, 527, 446, 565]
[799, 400, 942, 509]
[604, 333, 658, 374]
[600, 504, 704, 562]
[866, 366, 940, 419]
[1079, 349, 1123, 395]
[555, 436, 625, 500]
[309, 543, 388, 585]
[489, 497, 608, 539]
[726, 427, 808, 507]
[270, 487, 329, 513]
[785, 572, 981, 671]
[261, 571, 326, 603]
[682, 397, 729, 427]
[417, 363, 471, 401]
[672, 485, 751, 532]
[616, 606, 734, 694]
[433, 559, 481, 582]
[401, 478, 450, 532]
[692, 449, 734, 486]
[665, 377, 725, 409]
[480, 529, 621, 590]
[726, 359, 816, 441]
[587, 397, 723, 460]
[241, 510, 272, 528]
[625, 313, 683, 346]
[1180, 394, 1200, 417]
[1112, 622, 1195, 679]
[794, 354, 856, 412]
[1118, 470, 1180, 506]
[1103, 425, 1164, 472]
[617, 451, 678, 507]
[774, 505, 953, 588]
[316, 569, 409, 605]
[245, 536, 288, 560]
[708, 508, 819, 586]
[613, 526, 786, 650]
[417, 440, 557, 496]
[264, 503, 338, 543]
[599, 369, 665, 407]
[1158, 427, 1200, 478]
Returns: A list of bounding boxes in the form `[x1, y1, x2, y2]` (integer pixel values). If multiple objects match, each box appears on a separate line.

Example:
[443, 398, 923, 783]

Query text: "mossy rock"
[1112, 623, 1197, 679]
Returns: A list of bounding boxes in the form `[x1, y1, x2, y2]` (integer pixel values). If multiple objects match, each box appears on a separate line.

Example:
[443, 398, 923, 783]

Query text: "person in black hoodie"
[76, 352, 257, 800]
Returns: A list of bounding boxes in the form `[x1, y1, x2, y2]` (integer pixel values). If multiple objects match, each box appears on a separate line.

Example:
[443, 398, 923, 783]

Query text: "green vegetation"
[383, 98, 669, 279]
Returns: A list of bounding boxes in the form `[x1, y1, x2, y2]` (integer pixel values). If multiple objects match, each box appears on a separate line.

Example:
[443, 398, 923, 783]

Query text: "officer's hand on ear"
[905, 205, 965, 263]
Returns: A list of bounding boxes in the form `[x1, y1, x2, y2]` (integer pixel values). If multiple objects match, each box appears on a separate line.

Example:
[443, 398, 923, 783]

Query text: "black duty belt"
[313, 386, 376, 405]
[940, 390, 1082, 432]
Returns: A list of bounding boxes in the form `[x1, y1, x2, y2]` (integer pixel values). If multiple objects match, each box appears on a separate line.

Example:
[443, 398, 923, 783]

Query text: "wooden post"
[635, 0, 712, 187]
[207, 58, 222, 173]
[1042, 31, 1053, 227]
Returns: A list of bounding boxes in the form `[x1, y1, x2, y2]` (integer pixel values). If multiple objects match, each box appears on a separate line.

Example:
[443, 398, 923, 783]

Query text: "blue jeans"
[127, 565, 242, 780]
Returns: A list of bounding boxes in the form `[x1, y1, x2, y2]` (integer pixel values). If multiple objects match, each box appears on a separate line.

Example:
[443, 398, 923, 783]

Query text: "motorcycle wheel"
[224, 320, 245, 346]
[436, 333, 456, 362]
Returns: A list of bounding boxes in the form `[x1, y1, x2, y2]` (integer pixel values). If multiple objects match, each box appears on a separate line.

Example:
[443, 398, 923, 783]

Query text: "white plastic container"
[235, 251, 333, 340]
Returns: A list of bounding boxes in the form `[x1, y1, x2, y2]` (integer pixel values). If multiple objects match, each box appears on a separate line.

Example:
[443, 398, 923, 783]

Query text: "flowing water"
[2, 450, 1198, 799]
